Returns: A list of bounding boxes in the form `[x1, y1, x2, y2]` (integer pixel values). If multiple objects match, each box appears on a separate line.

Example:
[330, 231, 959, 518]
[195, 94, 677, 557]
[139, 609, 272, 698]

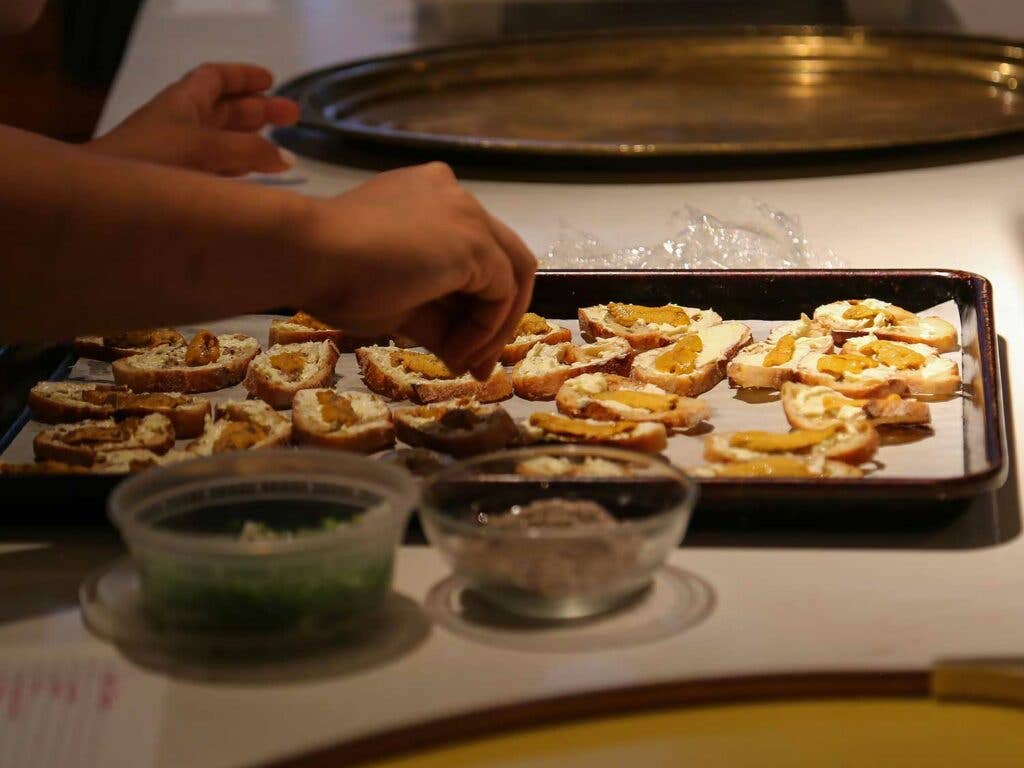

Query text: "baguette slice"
[840, 335, 961, 396]
[28, 381, 211, 438]
[292, 389, 395, 453]
[781, 382, 930, 431]
[579, 302, 723, 351]
[691, 456, 864, 478]
[795, 351, 911, 398]
[33, 413, 175, 467]
[555, 373, 709, 430]
[501, 313, 573, 365]
[356, 346, 512, 404]
[727, 333, 834, 390]
[765, 314, 832, 344]
[631, 321, 752, 396]
[813, 299, 958, 352]
[512, 337, 634, 400]
[393, 398, 518, 457]
[268, 311, 396, 352]
[112, 332, 260, 393]
[73, 328, 185, 362]
[243, 340, 340, 409]
[704, 422, 879, 466]
[187, 400, 291, 456]
[519, 412, 668, 454]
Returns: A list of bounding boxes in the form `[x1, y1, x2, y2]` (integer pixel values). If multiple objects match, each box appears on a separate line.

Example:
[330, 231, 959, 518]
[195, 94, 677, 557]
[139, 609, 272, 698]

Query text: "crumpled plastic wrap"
[541, 199, 843, 270]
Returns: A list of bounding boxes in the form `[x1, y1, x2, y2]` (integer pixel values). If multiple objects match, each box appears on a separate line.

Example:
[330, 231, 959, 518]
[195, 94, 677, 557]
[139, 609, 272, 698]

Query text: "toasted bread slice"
[356, 346, 512, 404]
[704, 421, 879, 466]
[512, 337, 634, 400]
[578, 302, 723, 351]
[727, 334, 834, 390]
[519, 412, 668, 453]
[112, 332, 260, 393]
[813, 299, 958, 352]
[243, 340, 340, 409]
[795, 350, 911, 398]
[631, 321, 752, 396]
[33, 413, 175, 467]
[501, 313, 573, 365]
[393, 398, 518, 457]
[781, 382, 930, 430]
[28, 381, 211, 438]
[268, 311, 394, 352]
[187, 400, 291, 456]
[91, 448, 194, 474]
[73, 328, 185, 362]
[555, 373, 709, 430]
[291, 389, 395, 453]
[838, 335, 961, 396]
[691, 456, 864, 478]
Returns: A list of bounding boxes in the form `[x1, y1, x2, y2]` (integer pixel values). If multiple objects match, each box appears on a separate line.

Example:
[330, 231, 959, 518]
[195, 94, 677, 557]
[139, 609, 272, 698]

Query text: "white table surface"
[5, 2, 1024, 766]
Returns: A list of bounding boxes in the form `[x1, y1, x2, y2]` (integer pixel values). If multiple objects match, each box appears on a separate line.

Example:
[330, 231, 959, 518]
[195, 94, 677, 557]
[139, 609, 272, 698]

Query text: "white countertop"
[5, 2, 1024, 766]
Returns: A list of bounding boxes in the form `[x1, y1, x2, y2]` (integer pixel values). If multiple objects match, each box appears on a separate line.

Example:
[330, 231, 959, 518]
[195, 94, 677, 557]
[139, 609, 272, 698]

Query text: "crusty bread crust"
[578, 305, 723, 351]
[704, 424, 879, 466]
[512, 338, 634, 400]
[291, 389, 395, 453]
[33, 414, 175, 467]
[243, 341, 340, 409]
[355, 346, 512, 404]
[501, 324, 573, 365]
[393, 400, 519, 457]
[112, 334, 260, 393]
[554, 373, 709, 430]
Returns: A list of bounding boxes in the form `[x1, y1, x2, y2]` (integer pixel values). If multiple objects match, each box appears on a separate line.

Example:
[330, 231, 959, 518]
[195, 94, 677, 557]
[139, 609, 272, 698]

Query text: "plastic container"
[419, 446, 697, 619]
[107, 449, 417, 642]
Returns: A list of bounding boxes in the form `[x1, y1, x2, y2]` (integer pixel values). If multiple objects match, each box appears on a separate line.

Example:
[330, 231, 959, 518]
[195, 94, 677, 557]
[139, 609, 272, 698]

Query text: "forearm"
[0, 126, 318, 343]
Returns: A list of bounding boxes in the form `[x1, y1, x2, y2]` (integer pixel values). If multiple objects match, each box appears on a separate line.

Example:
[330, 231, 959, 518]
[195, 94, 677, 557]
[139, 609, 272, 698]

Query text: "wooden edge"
[268, 670, 928, 768]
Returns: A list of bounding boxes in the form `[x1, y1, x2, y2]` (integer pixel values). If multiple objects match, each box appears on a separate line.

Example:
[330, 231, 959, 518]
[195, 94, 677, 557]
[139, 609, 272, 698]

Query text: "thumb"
[198, 131, 295, 176]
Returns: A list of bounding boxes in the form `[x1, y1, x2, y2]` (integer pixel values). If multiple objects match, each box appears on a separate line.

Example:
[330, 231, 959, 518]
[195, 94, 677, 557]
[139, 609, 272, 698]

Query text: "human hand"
[304, 162, 537, 379]
[88, 62, 299, 176]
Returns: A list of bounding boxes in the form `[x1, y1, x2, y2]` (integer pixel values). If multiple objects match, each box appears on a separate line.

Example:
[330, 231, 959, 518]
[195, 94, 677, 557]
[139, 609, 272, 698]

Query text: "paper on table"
[0, 647, 164, 768]
[1, 302, 964, 479]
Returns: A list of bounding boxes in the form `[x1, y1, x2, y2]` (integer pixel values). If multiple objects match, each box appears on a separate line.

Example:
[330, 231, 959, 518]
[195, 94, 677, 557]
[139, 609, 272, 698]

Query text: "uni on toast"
[501, 313, 573, 365]
[356, 346, 512, 404]
[631, 321, 752, 396]
[813, 299, 957, 352]
[291, 389, 395, 453]
[555, 373, 709, 430]
[393, 398, 519, 457]
[187, 400, 291, 455]
[243, 340, 340, 409]
[512, 336, 633, 401]
[112, 331, 260, 393]
[32, 413, 175, 467]
[578, 302, 722, 350]
[519, 412, 668, 453]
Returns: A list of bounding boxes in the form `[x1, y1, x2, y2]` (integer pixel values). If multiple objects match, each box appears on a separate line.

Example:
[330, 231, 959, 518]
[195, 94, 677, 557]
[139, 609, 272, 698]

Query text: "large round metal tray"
[278, 27, 1024, 159]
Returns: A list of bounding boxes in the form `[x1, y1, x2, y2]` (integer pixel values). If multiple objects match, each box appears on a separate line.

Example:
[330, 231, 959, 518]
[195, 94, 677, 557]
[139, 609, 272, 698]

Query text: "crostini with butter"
[33, 413, 175, 467]
[393, 398, 518, 457]
[112, 331, 260, 393]
[578, 302, 722, 351]
[243, 340, 340, 409]
[631, 321, 752, 396]
[501, 313, 573, 365]
[291, 389, 394, 452]
[356, 346, 512, 404]
[519, 411, 668, 453]
[187, 400, 291, 456]
[813, 299, 957, 352]
[512, 337, 634, 400]
[555, 373, 709, 430]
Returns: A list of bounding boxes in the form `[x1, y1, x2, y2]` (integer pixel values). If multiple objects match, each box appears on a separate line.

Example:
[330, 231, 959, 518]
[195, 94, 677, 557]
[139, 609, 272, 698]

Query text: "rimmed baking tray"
[277, 27, 1024, 159]
[0, 269, 1005, 518]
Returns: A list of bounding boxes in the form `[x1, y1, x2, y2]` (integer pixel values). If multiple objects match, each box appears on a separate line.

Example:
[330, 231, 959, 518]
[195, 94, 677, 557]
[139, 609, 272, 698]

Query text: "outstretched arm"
[0, 126, 535, 378]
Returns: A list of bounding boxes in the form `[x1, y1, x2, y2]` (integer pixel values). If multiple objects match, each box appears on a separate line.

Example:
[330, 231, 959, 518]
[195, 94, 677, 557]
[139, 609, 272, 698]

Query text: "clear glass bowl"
[419, 446, 698, 619]
[108, 449, 417, 641]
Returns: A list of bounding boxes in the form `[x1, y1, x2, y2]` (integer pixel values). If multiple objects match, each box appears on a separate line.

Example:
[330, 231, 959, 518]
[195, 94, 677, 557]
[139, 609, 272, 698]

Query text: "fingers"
[466, 214, 537, 374]
[440, 240, 516, 378]
[200, 131, 293, 176]
[181, 62, 275, 107]
[215, 95, 300, 131]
